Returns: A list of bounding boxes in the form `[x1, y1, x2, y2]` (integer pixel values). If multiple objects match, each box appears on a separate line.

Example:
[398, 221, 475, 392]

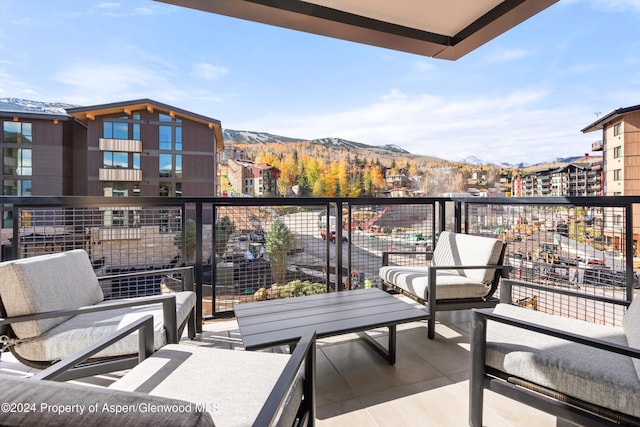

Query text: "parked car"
[320, 230, 348, 243]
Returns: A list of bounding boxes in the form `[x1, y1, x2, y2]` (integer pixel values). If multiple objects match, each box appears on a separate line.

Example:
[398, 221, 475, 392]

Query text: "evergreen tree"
[266, 218, 295, 284]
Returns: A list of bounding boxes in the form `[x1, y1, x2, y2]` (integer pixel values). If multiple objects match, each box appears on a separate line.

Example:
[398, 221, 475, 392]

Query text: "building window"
[4, 148, 32, 176]
[103, 182, 128, 227]
[159, 125, 182, 151]
[614, 169, 622, 181]
[159, 125, 172, 150]
[159, 153, 181, 179]
[3, 122, 32, 144]
[613, 146, 622, 158]
[103, 151, 129, 169]
[614, 122, 623, 136]
[103, 121, 128, 139]
[160, 153, 172, 178]
[175, 154, 182, 179]
[159, 182, 172, 197]
[3, 179, 31, 196]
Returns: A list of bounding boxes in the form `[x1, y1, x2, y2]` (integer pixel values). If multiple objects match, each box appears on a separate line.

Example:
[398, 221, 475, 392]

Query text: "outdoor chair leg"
[427, 318, 436, 339]
[469, 310, 486, 427]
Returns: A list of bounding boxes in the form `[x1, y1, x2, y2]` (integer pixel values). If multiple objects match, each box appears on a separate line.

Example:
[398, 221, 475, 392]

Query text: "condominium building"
[512, 160, 603, 197]
[583, 104, 640, 251]
[0, 98, 223, 227]
[227, 159, 280, 197]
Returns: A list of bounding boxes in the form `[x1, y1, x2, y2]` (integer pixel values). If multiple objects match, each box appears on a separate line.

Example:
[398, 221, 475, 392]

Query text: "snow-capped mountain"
[0, 98, 78, 115]
[224, 131, 411, 155]
[222, 129, 303, 144]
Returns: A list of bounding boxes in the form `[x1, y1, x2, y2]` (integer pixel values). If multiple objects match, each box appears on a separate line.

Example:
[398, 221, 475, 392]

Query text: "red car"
[320, 230, 348, 243]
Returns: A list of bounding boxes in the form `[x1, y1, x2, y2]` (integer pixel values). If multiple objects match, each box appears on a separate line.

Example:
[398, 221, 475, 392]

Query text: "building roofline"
[65, 98, 221, 125]
[0, 111, 70, 121]
[581, 104, 640, 133]
[66, 98, 224, 151]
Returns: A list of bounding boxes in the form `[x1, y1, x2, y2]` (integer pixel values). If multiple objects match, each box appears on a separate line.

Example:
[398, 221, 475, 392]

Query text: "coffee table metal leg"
[357, 325, 397, 365]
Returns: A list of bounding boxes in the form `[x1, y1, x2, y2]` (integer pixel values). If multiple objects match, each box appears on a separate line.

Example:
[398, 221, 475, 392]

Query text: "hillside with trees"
[229, 140, 517, 197]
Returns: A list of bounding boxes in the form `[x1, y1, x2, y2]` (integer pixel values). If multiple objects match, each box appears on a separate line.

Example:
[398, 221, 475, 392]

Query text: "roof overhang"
[156, 0, 558, 60]
[581, 104, 640, 133]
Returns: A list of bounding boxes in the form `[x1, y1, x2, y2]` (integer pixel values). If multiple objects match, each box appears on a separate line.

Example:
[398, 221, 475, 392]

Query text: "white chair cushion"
[0, 374, 214, 426]
[0, 250, 103, 339]
[432, 231, 503, 283]
[622, 295, 640, 381]
[486, 303, 640, 418]
[378, 266, 491, 300]
[110, 344, 294, 427]
[13, 291, 195, 362]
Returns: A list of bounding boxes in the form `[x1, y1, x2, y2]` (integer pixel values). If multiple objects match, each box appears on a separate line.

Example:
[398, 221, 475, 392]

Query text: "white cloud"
[96, 2, 120, 9]
[484, 48, 533, 63]
[192, 63, 228, 80]
[235, 89, 594, 164]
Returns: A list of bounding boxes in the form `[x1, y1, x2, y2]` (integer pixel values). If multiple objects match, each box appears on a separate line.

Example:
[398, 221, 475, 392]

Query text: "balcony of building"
[0, 195, 637, 426]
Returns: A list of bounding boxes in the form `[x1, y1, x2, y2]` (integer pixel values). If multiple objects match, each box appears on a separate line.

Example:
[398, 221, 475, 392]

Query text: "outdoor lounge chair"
[0, 315, 316, 427]
[379, 231, 507, 339]
[470, 278, 640, 426]
[0, 249, 196, 380]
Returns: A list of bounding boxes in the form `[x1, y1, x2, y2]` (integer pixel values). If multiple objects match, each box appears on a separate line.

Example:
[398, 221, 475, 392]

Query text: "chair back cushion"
[432, 231, 504, 284]
[0, 375, 214, 427]
[0, 250, 103, 339]
[623, 296, 640, 381]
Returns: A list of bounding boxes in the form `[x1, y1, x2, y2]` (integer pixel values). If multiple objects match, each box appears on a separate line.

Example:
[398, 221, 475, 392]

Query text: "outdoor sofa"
[379, 231, 507, 339]
[470, 278, 640, 426]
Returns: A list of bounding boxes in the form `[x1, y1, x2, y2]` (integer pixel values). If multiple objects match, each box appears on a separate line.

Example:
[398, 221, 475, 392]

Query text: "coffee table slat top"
[235, 288, 429, 351]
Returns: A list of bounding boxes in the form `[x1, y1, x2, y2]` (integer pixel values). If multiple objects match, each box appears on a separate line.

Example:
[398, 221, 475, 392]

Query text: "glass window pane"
[175, 127, 182, 151]
[19, 180, 32, 196]
[159, 113, 172, 122]
[103, 122, 113, 139]
[175, 182, 182, 197]
[133, 123, 140, 140]
[103, 152, 113, 168]
[133, 153, 140, 169]
[22, 123, 32, 143]
[113, 122, 128, 139]
[114, 152, 128, 168]
[18, 149, 32, 175]
[3, 179, 16, 195]
[3, 148, 17, 174]
[159, 153, 172, 177]
[175, 154, 182, 179]
[3, 122, 19, 144]
[159, 182, 171, 197]
[159, 126, 172, 150]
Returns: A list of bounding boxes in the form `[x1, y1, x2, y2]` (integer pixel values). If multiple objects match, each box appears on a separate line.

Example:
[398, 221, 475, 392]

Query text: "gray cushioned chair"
[0, 249, 196, 379]
[470, 278, 640, 426]
[379, 231, 507, 339]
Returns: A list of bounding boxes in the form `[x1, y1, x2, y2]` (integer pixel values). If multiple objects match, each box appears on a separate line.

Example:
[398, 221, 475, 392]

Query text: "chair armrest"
[32, 315, 155, 381]
[472, 307, 640, 359]
[254, 329, 316, 427]
[499, 278, 630, 308]
[99, 266, 195, 292]
[0, 294, 180, 344]
[382, 251, 433, 266]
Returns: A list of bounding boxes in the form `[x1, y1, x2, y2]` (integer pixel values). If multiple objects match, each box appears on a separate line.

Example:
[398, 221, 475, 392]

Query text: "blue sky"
[1, 0, 639, 165]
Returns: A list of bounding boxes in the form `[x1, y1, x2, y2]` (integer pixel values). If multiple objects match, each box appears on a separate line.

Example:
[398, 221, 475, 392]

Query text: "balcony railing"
[1, 195, 637, 331]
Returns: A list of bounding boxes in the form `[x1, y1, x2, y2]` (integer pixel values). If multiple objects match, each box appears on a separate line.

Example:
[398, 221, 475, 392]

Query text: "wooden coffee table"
[234, 288, 430, 364]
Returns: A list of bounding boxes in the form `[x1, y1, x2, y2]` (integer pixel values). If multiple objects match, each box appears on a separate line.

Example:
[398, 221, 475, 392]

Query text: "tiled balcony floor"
[0, 297, 564, 426]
